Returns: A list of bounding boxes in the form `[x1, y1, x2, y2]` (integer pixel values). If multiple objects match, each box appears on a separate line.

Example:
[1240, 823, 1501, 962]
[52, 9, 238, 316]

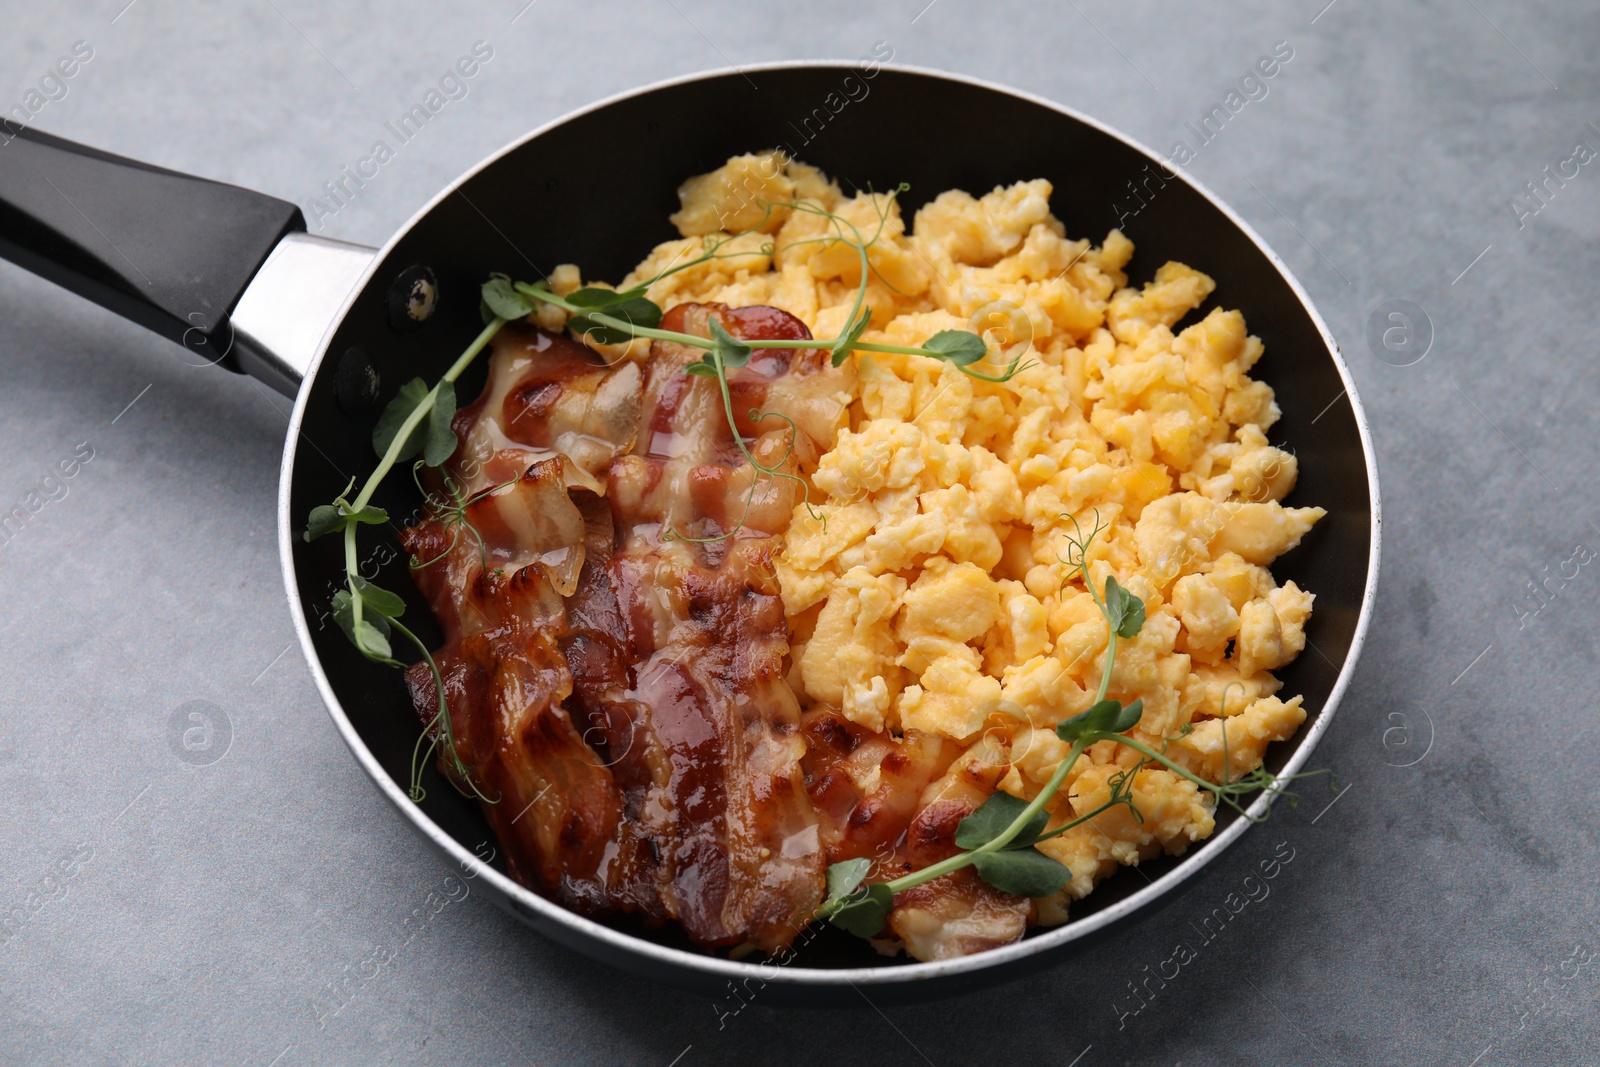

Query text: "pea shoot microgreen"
[813, 514, 1332, 940]
[305, 315, 506, 804]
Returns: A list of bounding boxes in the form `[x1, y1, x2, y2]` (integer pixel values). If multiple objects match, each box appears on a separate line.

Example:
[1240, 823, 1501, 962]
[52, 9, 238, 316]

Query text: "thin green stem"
[838, 240, 870, 350]
[342, 520, 364, 646]
[711, 346, 762, 488]
[1095, 631, 1117, 705]
[1032, 789, 1133, 843]
[1084, 734, 1200, 790]
[816, 737, 1142, 919]
[662, 337, 816, 544]
[941, 357, 1034, 384]
[508, 229, 767, 314]
[583, 314, 710, 347]
[517, 286, 1026, 381]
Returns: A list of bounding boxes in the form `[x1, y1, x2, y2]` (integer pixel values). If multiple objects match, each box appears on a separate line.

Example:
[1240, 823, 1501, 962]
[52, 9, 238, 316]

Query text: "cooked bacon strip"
[554, 493, 668, 919]
[403, 304, 845, 951]
[797, 709, 1032, 957]
[585, 303, 836, 947]
[403, 567, 622, 909]
[451, 323, 643, 495]
[614, 303, 850, 543]
[800, 709, 961, 877]
[403, 455, 588, 644]
[886, 869, 1033, 962]
[603, 538, 818, 946]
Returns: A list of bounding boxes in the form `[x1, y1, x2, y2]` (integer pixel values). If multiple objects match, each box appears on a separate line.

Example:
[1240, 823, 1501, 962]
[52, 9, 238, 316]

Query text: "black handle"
[0, 120, 304, 370]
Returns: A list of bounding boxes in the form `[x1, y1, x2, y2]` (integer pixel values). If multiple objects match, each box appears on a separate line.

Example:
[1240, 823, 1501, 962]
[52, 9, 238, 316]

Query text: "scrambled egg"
[586, 153, 1325, 909]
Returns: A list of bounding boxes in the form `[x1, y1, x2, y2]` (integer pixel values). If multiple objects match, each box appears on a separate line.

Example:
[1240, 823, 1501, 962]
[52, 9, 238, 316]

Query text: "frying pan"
[0, 62, 1379, 1005]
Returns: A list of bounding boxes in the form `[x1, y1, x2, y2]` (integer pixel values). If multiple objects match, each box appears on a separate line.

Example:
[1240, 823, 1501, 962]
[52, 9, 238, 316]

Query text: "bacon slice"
[402, 306, 845, 951]
[886, 869, 1033, 962]
[578, 302, 838, 946]
[450, 323, 643, 496]
[799, 709, 961, 877]
[403, 567, 622, 910]
[796, 713, 1039, 956]
[403, 454, 588, 643]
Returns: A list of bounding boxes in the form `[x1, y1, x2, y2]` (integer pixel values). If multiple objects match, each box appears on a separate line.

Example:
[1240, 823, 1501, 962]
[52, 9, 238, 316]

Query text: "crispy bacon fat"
[402, 306, 849, 950]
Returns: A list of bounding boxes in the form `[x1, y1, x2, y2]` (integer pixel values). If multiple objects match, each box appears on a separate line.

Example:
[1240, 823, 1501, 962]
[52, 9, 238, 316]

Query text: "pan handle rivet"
[387, 265, 438, 331]
[335, 346, 381, 414]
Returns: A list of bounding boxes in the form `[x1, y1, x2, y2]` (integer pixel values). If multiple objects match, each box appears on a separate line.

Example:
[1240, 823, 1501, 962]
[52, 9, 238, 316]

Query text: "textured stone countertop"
[1, 2, 1595, 1063]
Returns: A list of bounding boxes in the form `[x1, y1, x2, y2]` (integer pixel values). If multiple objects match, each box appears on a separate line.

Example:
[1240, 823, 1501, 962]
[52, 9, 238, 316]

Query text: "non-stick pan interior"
[286, 66, 1372, 985]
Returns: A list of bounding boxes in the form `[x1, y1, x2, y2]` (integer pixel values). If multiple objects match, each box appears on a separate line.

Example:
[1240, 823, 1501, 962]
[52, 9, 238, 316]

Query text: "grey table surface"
[2, 1, 1596, 1064]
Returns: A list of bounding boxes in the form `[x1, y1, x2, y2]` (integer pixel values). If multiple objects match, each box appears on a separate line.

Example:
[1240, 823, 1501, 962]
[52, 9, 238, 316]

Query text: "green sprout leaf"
[568, 288, 664, 345]
[706, 318, 753, 369]
[303, 501, 388, 542]
[423, 379, 458, 467]
[1057, 698, 1143, 743]
[827, 883, 894, 938]
[970, 846, 1072, 899]
[352, 576, 405, 618]
[1110, 697, 1144, 733]
[821, 858, 892, 937]
[481, 273, 535, 321]
[683, 360, 719, 377]
[306, 312, 510, 808]
[830, 308, 872, 367]
[1104, 576, 1146, 639]
[921, 330, 988, 367]
[372, 378, 433, 460]
[331, 588, 393, 661]
[825, 857, 872, 901]
[304, 505, 346, 541]
[955, 791, 1047, 851]
[564, 285, 642, 309]
[355, 621, 391, 660]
